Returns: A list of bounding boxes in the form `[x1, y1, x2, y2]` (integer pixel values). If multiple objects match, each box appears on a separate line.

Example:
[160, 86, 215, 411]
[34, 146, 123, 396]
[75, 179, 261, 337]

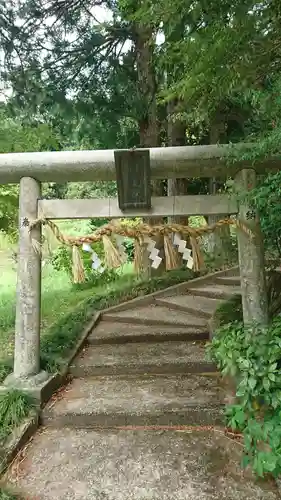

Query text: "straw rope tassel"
[28, 216, 255, 274]
[72, 245, 85, 284]
[31, 238, 43, 256]
[163, 233, 179, 270]
[102, 234, 124, 269]
[133, 238, 143, 274]
[190, 237, 204, 272]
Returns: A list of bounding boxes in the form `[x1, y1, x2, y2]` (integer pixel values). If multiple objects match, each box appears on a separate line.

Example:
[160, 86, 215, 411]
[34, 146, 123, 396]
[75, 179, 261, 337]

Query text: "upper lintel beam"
[0, 144, 279, 184]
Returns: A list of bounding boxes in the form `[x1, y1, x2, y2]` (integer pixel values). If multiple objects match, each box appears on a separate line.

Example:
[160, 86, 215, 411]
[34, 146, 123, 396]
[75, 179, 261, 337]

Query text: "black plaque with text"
[114, 149, 151, 211]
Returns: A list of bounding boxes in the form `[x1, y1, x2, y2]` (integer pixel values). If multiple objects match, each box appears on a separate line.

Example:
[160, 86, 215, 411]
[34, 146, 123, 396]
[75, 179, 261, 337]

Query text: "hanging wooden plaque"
[114, 149, 151, 211]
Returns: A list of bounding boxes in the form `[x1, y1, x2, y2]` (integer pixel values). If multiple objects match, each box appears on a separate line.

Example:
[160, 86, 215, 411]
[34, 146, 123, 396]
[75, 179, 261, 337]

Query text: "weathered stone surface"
[4, 265, 276, 498]
[70, 341, 216, 377]
[215, 276, 241, 286]
[43, 374, 223, 427]
[88, 321, 209, 344]
[185, 284, 241, 300]
[14, 177, 41, 379]
[102, 305, 207, 327]
[2, 371, 50, 402]
[1, 144, 278, 184]
[4, 428, 279, 500]
[156, 295, 222, 318]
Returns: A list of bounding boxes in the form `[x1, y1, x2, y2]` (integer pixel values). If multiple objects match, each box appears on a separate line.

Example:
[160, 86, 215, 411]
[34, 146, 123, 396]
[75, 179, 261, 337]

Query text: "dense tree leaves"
[1, 0, 281, 240]
[0, 106, 63, 233]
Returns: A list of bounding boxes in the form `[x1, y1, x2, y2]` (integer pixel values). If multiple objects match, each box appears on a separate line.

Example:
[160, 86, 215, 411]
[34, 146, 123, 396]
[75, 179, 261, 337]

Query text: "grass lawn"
[0, 223, 196, 461]
[0, 252, 134, 363]
[0, 222, 196, 378]
[0, 222, 135, 363]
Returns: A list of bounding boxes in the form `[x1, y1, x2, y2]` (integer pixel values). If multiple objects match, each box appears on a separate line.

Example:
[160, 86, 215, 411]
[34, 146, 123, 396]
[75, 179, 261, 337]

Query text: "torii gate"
[0, 144, 277, 395]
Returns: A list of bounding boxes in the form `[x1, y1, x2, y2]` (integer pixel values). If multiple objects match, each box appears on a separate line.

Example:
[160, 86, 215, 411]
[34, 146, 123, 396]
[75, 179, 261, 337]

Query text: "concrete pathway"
[3, 271, 280, 499]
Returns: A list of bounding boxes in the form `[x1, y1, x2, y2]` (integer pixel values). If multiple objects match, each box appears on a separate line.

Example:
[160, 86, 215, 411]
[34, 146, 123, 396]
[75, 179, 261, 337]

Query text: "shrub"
[51, 244, 118, 286]
[122, 237, 134, 261]
[213, 295, 243, 327]
[208, 318, 281, 477]
[247, 171, 281, 258]
[0, 488, 20, 500]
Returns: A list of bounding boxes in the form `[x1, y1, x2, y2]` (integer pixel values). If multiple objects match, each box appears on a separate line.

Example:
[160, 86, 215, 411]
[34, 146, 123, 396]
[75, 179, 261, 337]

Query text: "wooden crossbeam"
[38, 194, 238, 220]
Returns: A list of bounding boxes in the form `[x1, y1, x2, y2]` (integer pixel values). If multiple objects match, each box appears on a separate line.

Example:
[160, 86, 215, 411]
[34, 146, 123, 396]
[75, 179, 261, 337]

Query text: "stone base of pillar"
[0, 370, 57, 404]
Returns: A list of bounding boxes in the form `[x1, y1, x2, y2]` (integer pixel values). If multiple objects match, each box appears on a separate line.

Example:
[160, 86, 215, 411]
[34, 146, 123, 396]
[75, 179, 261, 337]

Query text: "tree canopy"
[0, 0, 280, 248]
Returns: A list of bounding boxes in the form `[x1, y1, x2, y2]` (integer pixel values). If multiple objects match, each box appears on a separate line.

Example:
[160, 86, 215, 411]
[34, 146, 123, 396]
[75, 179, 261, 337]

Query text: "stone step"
[102, 305, 207, 328]
[88, 321, 209, 345]
[215, 276, 241, 286]
[70, 341, 216, 377]
[5, 427, 279, 500]
[43, 374, 223, 428]
[155, 295, 222, 319]
[186, 284, 241, 300]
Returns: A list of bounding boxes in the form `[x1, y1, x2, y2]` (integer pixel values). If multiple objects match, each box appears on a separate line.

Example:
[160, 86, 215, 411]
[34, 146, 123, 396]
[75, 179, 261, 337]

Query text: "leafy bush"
[212, 271, 281, 330]
[122, 237, 134, 261]
[0, 186, 19, 235]
[247, 171, 281, 258]
[0, 488, 20, 500]
[208, 319, 281, 477]
[51, 245, 72, 277]
[51, 244, 118, 286]
[213, 294, 243, 326]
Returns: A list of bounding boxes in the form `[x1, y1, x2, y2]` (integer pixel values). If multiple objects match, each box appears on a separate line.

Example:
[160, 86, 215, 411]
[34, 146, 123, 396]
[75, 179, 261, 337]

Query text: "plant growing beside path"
[209, 318, 281, 478]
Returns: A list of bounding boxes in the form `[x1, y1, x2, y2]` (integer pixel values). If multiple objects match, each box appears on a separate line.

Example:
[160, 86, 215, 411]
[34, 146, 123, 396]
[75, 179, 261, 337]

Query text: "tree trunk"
[167, 98, 189, 266]
[206, 123, 231, 261]
[134, 22, 165, 276]
[235, 169, 269, 326]
[167, 99, 188, 226]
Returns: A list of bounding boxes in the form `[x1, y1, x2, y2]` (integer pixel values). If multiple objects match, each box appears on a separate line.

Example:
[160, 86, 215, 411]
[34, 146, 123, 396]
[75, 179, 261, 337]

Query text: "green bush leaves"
[208, 319, 281, 477]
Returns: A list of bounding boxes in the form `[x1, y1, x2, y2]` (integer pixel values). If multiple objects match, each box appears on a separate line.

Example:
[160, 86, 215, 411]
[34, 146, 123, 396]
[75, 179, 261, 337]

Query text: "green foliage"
[0, 186, 18, 236]
[67, 182, 117, 200]
[0, 360, 13, 385]
[247, 171, 281, 257]
[122, 238, 134, 261]
[0, 108, 63, 234]
[232, 77, 281, 162]
[40, 267, 194, 371]
[213, 295, 243, 327]
[209, 319, 281, 477]
[50, 246, 73, 277]
[0, 389, 36, 443]
[50, 244, 118, 286]
[0, 267, 194, 379]
[0, 488, 20, 500]
[2, 0, 281, 165]
[135, 0, 278, 116]
[0, 111, 60, 154]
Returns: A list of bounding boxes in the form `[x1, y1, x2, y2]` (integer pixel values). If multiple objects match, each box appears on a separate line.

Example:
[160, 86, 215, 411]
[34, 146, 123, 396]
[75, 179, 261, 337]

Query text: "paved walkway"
[3, 272, 280, 499]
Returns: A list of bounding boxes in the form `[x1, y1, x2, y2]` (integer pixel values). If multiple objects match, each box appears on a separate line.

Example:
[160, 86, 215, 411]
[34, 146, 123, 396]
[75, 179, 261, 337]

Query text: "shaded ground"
[4, 428, 279, 500]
